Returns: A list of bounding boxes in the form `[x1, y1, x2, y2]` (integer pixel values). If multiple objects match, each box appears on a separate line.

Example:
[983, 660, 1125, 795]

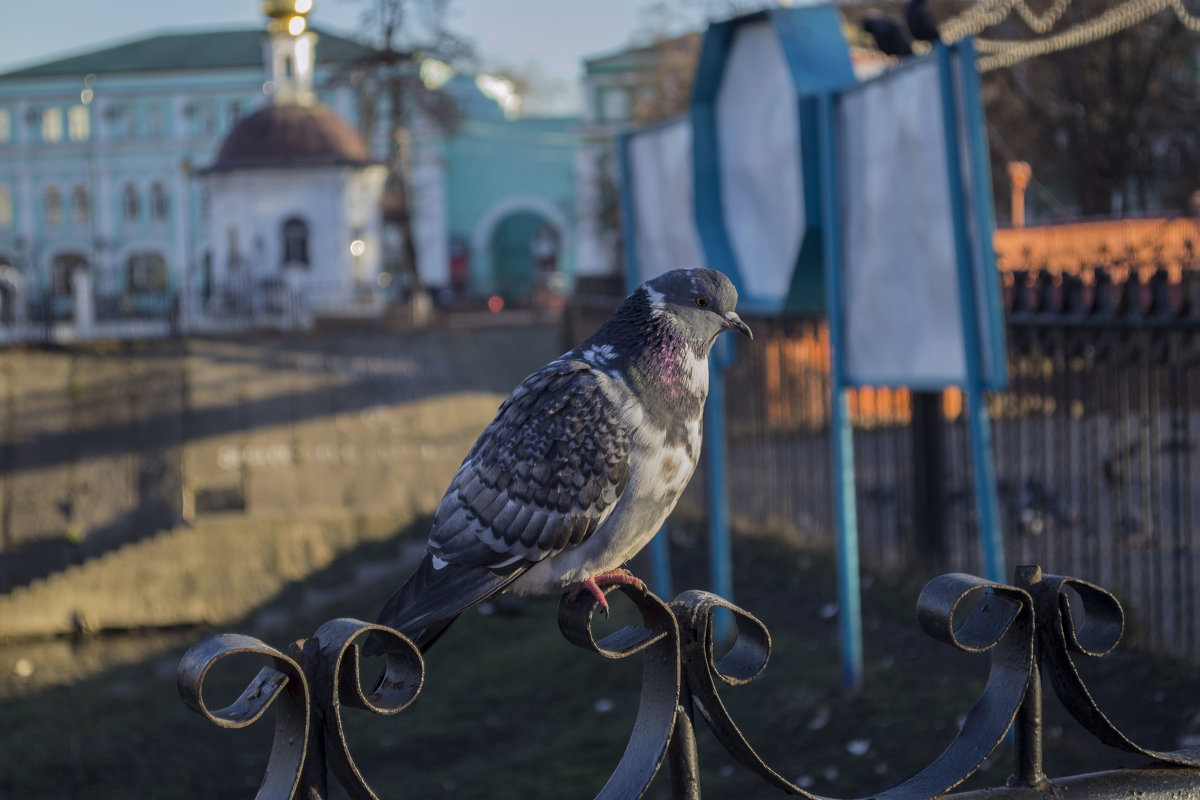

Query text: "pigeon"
[906, 0, 941, 44]
[862, 17, 914, 58]
[364, 268, 752, 655]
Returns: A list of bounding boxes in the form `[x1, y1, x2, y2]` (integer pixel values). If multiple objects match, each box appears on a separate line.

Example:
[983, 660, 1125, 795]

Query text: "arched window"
[123, 183, 140, 222]
[71, 184, 89, 225]
[40, 107, 63, 142]
[149, 182, 168, 222]
[67, 104, 90, 141]
[281, 217, 310, 265]
[44, 186, 63, 226]
[126, 251, 167, 292]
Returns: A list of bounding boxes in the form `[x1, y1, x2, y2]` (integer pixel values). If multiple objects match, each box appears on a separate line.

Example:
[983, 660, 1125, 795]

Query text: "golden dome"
[261, 0, 313, 34]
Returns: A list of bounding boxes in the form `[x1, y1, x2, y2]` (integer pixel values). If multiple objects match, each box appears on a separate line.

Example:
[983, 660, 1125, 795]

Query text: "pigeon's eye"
[695, 296, 710, 308]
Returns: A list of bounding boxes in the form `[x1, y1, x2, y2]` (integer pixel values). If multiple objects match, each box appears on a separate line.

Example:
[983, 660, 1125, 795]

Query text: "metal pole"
[1009, 565, 1046, 789]
[649, 525, 673, 599]
[936, 41, 1006, 582]
[706, 345, 734, 644]
[817, 90, 863, 690]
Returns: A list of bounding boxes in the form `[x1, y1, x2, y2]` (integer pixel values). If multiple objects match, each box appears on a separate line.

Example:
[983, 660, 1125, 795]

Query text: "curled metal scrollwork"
[178, 567, 1199, 799]
[303, 619, 424, 800]
[667, 575, 1035, 799]
[177, 620, 424, 800]
[177, 633, 310, 800]
[558, 583, 683, 800]
[1031, 573, 1200, 767]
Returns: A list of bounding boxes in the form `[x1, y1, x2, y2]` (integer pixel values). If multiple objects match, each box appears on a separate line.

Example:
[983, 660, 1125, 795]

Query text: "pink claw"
[568, 569, 646, 617]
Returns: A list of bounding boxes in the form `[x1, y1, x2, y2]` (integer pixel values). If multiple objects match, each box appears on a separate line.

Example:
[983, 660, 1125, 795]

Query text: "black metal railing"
[178, 566, 1200, 799]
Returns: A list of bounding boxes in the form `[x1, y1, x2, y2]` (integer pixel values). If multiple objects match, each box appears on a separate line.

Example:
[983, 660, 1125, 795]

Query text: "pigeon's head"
[642, 268, 753, 346]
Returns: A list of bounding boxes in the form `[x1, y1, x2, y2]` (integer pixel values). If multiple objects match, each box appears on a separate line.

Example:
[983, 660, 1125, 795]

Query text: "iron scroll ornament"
[178, 620, 424, 800]
[1029, 573, 1200, 767]
[178, 569, 1200, 799]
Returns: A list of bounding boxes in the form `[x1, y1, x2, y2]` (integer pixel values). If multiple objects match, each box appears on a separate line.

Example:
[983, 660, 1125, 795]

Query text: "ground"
[1, 511, 1197, 800]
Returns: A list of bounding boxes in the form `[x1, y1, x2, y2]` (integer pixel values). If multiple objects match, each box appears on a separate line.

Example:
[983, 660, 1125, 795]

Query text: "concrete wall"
[0, 325, 563, 637]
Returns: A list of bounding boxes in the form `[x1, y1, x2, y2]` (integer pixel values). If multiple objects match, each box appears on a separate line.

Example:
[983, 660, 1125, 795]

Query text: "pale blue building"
[0, 3, 579, 338]
[444, 114, 578, 302]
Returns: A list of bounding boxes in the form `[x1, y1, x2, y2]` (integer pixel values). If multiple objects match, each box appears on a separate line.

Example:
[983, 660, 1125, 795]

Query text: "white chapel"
[198, 0, 386, 325]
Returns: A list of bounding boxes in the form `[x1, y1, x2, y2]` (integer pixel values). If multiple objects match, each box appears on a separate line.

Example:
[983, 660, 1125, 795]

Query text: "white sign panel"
[715, 20, 804, 306]
[625, 117, 706, 283]
[838, 59, 968, 387]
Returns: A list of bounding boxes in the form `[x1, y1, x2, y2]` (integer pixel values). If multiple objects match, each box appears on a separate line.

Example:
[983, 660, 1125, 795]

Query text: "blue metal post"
[706, 336, 735, 644]
[957, 39, 1009, 391]
[936, 43, 1006, 583]
[817, 92, 863, 690]
[649, 525, 673, 599]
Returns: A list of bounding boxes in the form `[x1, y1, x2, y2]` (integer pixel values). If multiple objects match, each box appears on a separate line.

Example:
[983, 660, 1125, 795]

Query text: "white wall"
[203, 164, 385, 289]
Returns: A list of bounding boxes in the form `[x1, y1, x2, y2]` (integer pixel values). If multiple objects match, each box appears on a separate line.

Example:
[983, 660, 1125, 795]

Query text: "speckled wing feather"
[368, 359, 632, 651]
[432, 359, 633, 566]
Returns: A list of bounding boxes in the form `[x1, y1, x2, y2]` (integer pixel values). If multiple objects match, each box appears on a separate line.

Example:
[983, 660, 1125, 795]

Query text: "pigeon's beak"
[723, 311, 753, 340]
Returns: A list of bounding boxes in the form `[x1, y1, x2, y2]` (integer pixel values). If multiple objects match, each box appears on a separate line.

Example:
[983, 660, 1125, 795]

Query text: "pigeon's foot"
[568, 569, 646, 617]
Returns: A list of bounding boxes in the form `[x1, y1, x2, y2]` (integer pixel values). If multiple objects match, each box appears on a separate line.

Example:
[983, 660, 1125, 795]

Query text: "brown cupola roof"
[207, 103, 374, 172]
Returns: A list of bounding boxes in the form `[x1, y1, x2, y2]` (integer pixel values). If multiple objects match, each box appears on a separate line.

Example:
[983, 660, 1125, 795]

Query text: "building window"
[51, 253, 88, 295]
[41, 107, 63, 142]
[281, 217, 310, 265]
[0, 186, 11, 228]
[126, 251, 167, 292]
[104, 104, 133, 138]
[44, 186, 64, 226]
[123, 183, 140, 222]
[149, 182, 168, 222]
[0, 109, 11, 143]
[600, 87, 630, 123]
[192, 102, 216, 136]
[147, 104, 164, 138]
[67, 104, 90, 141]
[71, 184, 89, 225]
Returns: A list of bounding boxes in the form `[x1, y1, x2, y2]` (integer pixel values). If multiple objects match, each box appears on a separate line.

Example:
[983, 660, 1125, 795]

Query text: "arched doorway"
[489, 211, 559, 304]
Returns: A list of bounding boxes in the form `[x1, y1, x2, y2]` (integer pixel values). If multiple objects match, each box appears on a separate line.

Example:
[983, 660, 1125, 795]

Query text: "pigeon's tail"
[361, 553, 523, 657]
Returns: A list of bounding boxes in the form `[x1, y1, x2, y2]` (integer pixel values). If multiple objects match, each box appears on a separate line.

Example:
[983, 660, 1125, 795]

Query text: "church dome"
[207, 103, 374, 172]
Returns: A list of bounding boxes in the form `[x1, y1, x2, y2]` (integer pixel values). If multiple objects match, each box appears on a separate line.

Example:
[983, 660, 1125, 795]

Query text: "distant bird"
[364, 268, 753, 655]
[906, 0, 942, 44]
[862, 17, 913, 58]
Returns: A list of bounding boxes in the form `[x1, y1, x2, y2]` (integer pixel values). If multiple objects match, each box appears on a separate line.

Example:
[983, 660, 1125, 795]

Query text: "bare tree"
[982, 1, 1200, 219]
[340, 0, 474, 291]
[630, 32, 702, 125]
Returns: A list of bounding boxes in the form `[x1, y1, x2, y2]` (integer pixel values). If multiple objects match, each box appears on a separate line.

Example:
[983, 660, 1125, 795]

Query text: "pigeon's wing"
[432, 358, 633, 566]
[370, 360, 633, 650]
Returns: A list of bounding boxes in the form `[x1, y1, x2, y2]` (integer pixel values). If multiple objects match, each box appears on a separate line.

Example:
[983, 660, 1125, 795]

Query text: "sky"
[0, 0, 714, 114]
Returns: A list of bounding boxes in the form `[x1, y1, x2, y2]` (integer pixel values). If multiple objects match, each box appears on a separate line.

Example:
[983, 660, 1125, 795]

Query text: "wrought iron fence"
[0, 278, 403, 344]
[0, 288, 177, 344]
[178, 566, 1200, 799]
